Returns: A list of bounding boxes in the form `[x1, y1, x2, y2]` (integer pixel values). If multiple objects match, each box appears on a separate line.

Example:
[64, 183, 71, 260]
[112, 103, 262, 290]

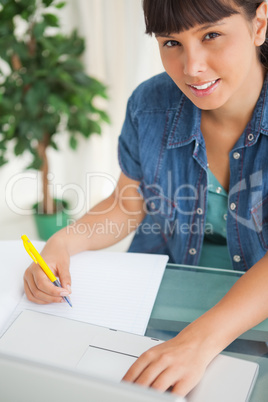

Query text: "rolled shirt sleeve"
[118, 96, 143, 182]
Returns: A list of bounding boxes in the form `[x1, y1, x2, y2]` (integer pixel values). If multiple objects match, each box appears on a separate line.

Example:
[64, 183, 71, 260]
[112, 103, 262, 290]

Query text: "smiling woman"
[155, 13, 265, 113]
[22, 0, 268, 399]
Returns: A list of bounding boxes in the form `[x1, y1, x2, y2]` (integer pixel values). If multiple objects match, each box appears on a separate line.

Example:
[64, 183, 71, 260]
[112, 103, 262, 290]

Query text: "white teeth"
[191, 80, 217, 90]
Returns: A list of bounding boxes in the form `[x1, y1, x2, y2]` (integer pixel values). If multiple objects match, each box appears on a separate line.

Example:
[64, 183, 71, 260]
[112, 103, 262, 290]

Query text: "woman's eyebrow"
[194, 21, 226, 33]
[155, 21, 226, 38]
[155, 33, 177, 38]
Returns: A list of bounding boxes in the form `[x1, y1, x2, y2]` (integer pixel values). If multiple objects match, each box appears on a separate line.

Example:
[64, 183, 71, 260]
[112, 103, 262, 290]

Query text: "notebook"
[0, 310, 259, 402]
[0, 246, 168, 337]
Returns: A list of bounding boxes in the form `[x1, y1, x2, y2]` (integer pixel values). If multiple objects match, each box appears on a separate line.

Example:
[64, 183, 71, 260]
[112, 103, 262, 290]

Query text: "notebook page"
[2, 251, 168, 336]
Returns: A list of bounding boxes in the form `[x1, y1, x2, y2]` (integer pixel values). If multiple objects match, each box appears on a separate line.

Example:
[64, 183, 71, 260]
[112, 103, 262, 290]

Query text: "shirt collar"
[167, 94, 202, 150]
[247, 72, 268, 141]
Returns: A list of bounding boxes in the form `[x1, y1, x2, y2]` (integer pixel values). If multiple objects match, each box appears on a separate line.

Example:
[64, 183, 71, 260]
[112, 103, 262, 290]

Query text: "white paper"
[0, 240, 45, 332]
[1, 244, 168, 336]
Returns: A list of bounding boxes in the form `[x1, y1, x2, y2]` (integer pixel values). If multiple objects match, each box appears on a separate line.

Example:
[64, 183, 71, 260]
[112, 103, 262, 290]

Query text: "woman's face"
[156, 11, 265, 111]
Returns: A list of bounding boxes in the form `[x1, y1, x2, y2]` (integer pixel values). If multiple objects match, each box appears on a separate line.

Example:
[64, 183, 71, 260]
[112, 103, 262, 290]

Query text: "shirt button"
[233, 152, 240, 160]
[223, 213, 227, 221]
[196, 208, 203, 215]
[233, 255, 241, 263]
[230, 203, 236, 211]
[247, 133, 254, 141]
[189, 248, 197, 255]
[216, 187, 222, 194]
[150, 202, 156, 210]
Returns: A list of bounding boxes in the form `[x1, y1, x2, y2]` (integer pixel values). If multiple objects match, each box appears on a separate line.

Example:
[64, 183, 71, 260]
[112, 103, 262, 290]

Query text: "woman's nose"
[183, 47, 207, 77]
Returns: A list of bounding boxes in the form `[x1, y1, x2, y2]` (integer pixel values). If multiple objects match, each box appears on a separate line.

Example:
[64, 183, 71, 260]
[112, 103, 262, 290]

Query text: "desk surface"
[146, 264, 268, 402]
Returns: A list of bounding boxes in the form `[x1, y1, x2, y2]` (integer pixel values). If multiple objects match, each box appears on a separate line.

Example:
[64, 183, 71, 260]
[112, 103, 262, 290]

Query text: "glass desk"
[145, 264, 268, 402]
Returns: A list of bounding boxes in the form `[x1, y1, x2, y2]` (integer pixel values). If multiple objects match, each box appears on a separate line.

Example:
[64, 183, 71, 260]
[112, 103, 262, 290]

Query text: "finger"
[172, 371, 203, 397]
[33, 267, 65, 297]
[172, 380, 192, 398]
[24, 280, 48, 305]
[134, 359, 170, 387]
[123, 350, 155, 382]
[24, 276, 63, 304]
[24, 267, 64, 302]
[150, 368, 183, 392]
[124, 355, 169, 387]
[57, 259, 71, 292]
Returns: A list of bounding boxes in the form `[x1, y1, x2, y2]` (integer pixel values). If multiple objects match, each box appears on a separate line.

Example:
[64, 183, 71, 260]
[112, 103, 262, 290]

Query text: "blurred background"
[0, 0, 163, 247]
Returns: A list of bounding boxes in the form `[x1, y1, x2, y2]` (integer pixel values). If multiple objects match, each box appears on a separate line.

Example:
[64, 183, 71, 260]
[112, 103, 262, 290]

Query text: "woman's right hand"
[23, 234, 72, 304]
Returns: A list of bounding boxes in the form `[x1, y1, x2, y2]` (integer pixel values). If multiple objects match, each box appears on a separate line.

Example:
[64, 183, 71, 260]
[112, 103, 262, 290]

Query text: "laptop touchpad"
[76, 344, 137, 381]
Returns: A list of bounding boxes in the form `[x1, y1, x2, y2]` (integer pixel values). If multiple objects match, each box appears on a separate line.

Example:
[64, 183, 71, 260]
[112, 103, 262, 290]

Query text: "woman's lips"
[188, 78, 220, 97]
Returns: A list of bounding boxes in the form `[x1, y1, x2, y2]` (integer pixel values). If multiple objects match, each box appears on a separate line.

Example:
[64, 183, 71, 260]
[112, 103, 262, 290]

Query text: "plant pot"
[33, 199, 70, 241]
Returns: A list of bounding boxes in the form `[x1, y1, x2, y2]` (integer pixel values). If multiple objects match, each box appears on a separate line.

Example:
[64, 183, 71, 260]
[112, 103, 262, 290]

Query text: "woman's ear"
[254, 2, 268, 46]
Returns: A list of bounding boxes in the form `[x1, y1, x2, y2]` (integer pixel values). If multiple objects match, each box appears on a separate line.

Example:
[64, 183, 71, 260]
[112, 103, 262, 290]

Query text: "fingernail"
[60, 291, 70, 297]
[66, 285, 72, 293]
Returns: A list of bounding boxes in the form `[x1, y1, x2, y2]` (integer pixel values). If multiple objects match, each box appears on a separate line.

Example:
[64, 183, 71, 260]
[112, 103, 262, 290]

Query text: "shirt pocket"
[139, 181, 176, 237]
[251, 195, 268, 250]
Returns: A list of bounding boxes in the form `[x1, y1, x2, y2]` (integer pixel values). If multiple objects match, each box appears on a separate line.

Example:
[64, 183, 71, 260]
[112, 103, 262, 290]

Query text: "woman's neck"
[202, 65, 266, 134]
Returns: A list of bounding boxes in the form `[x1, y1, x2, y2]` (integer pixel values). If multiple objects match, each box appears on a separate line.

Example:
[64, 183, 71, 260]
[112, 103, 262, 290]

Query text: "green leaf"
[89, 120, 102, 135]
[39, 113, 60, 135]
[48, 94, 69, 114]
[0, 154, 8, 166]
[42, 0, 54, 7]
[59, 58, 82, 72]
[20, 0, 36, 11]
[50, 140, 59, 150]
[69, 135, 78, 150]
[55, 2, 66, 9]
[14, 137, 28, 156]
[33, 22, 47, 39]
[43, 13, 59, 27]
[0, 140, 7, 151]
[98, 110, 111, 124]
[73, 72, 92, 86]
[24, 88, 43, 118]
[27, 155, 43, 170]
[21, 10, 31, 20]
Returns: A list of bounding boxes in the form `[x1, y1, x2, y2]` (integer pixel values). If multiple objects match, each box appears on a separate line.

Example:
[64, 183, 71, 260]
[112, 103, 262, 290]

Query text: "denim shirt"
[118, 72, 268, 271]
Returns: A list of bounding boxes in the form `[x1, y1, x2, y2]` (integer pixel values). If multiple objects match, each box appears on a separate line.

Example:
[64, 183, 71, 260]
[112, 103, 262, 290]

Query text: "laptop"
[0, 350, 184, 402]
[0, 310, 259, 402]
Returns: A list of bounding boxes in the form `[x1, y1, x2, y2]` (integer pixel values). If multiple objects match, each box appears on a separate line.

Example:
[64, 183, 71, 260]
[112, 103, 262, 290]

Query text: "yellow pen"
[21, 235, 72, 307]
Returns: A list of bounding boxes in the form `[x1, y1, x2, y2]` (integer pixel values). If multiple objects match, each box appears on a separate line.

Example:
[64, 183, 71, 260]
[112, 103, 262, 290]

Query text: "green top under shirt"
[198, 169, 233, 270]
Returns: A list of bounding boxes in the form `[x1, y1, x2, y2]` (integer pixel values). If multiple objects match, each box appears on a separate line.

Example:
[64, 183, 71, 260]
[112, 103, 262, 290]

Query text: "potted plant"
[0, 0, 110, 239]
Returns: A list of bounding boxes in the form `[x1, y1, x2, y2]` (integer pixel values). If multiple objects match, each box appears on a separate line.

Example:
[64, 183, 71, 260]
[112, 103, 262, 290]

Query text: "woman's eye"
[164, 40, 180, 47]
[204, 32, 220, 40]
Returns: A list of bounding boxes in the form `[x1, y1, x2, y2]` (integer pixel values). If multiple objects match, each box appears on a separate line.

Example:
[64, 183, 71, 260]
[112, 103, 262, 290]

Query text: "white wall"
[0, 0, 163, 242]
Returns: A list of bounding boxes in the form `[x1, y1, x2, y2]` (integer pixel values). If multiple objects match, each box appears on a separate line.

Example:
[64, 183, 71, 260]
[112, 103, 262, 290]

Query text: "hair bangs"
[143, 0, 240, 35]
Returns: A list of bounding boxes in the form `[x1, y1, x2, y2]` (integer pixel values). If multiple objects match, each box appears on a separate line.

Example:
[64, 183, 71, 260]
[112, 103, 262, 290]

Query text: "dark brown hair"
[143, 0, 268, 68]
